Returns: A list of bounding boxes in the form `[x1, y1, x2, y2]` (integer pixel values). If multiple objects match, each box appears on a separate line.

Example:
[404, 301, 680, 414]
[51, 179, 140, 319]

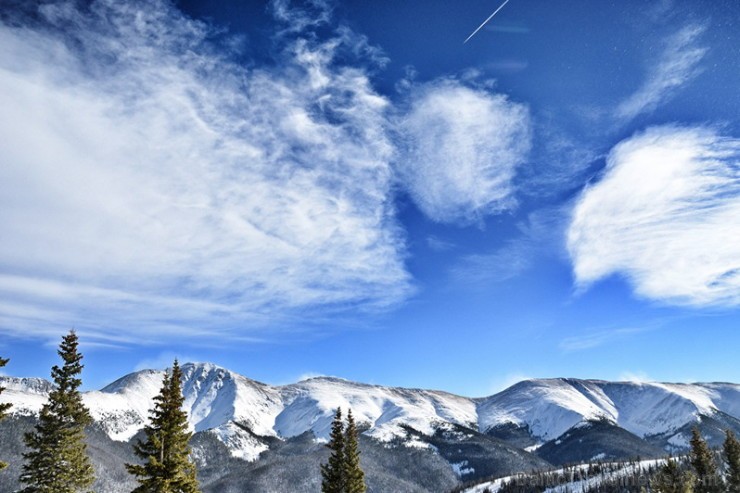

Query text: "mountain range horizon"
[2, 360, 740, 492]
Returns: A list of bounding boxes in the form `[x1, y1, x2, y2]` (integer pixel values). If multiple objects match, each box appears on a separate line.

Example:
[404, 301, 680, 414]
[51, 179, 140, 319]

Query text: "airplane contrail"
[463, 0, 512, 44]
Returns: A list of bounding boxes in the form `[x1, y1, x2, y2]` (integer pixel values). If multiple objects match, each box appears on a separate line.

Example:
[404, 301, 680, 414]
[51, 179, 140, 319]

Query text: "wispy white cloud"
[616, 24, 707, 121]
[568, 125, 740, 306]
[451, 207, 565, 286]
[134, 352, 200, 372]
[559, 326, 654, 352]
[0, 0, 412, 343]
[489, 372, 532, 394]
[618, 370, 652, 383]
[520, 119, 600, 199]
[396, 79, 531, 224]
[296, 371, 327, 382]
[271, 0, 335, 33]
[426, 236, 456, 252]
[452, 238, 534, 286]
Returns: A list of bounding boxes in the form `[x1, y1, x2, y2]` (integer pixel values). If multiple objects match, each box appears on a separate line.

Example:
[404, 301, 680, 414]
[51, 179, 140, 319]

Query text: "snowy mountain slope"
[701, 382, 740, 417]
[1, 365, 739, 465]
[275, 376, 477, 442]
[0, 377, 52, 416]
[179, 363, 283, 436]
[476, 378, 740, 444]
[535, 419, 665, 466]
[596, 381, 717, 437]
[0, 364, 480, 460]
[476, 379, 615, 441]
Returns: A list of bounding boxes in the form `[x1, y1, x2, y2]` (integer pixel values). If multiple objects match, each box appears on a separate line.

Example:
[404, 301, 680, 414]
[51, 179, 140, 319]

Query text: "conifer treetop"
[20, 330, 95, 493]
[126, 359, 201, 493]
[320, 407, 367, 493]
[0, 356, 11, 471]
[725, 430, 740, 493]
[689, 427, 723, 493]
[653, 458, 694, 493]
[344, 409, 367, 493]
[321, 407, 346, 493]
[0, 356, 10, 419]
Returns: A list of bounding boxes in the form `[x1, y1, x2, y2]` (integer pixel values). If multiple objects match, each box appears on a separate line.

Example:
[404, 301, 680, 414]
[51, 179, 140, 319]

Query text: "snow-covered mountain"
[477, 378, 740, 448]
[0, 363, 482, 462]
[2, 364, 739, 464]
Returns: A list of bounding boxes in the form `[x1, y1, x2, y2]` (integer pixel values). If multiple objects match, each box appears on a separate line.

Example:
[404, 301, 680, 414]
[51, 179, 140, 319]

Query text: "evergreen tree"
[689, 428, 723, 493]
[725, 430, 740, 493]
[321, 408, 346, 493]
[126, 360, 201, 493]
[652, 458, 694, 493]
[343, 409, 366, 493]
[20, 330, 95, 493]
[0, 356, 11, 471]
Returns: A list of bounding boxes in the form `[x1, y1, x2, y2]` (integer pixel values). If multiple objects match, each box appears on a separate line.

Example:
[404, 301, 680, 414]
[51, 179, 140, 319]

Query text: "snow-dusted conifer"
[126, 360, 200, 493]
[20, 330, 95, 492]
[343, 409, 366, 493]
[689, 427, 723, 493]
[321, 408, 346, 493]
[725, 430, 740, 493]
[652, 458, 694, 493]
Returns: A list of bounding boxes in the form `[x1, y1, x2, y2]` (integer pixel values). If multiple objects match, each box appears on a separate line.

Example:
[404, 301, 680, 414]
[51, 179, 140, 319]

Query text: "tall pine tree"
[126, 360, 201, 493]
[20, 330, 95, 493]
[343, 409, 366, 493]
[725, 430, 740, 493]
[321, 408, 346, 493]
[652, 458, 694, 493]
[0, 356, 11, 471]
[689, 427, 723, 493]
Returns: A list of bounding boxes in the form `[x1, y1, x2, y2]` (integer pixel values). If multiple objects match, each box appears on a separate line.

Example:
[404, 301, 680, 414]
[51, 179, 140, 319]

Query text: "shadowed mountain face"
[1, 364, 738, 492]
[535, 419, 666, 466]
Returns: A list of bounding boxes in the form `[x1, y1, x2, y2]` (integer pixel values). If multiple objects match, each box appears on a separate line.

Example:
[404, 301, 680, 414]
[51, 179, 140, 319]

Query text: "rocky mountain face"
[1, 363, 738, 492]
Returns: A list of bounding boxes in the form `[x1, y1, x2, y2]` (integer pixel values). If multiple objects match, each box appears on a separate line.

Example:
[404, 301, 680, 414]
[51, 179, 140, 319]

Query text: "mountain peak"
[0, 376, 53, 395]
[2, 365, 739, 464]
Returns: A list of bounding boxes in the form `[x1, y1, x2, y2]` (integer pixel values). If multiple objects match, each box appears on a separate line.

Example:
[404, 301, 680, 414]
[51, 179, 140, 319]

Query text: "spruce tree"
[126, 360, 201, 493]
[689, 427, 723, 493]
[20, 330, 95, 493]
[0, 356, 11, 471]
[653, 458, 694, 493]
[321, 408, 346, 493]
[725, 430, 740, 493]
[343, 409, 366, 493]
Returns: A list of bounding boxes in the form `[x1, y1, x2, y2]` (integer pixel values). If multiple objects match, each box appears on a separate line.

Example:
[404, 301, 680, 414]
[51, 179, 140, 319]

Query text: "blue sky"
[0, 0, 738, 396]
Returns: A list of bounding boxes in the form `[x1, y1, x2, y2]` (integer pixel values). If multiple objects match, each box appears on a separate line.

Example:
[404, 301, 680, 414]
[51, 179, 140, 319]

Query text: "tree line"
[0, 330, 368, 492]
[653, 427, 740, 493]
[481, 427, 740, 493]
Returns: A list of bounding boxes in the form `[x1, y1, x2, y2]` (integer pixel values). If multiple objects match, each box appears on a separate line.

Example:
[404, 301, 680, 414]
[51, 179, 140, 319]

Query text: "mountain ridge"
[2, 363, 740, 492]
[2, 362, 739, 463]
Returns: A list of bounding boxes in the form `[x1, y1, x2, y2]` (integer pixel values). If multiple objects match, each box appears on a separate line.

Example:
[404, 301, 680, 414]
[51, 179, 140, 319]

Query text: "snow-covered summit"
[0, 376, 53, 395]
[277, 375, 477, 442]
[2, 365, 738, 463]
[476, 378, 616, 441]
[0, 376, 53, 416]
[476, 377, 740, 441]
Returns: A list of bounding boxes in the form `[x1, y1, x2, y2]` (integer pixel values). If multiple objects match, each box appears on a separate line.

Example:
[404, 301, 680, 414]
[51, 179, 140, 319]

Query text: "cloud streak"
[616, 24, 707, 121]
[0, 0, 412, 343]
[568, 125, 740, 307]
[559, 327, 653, 352]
